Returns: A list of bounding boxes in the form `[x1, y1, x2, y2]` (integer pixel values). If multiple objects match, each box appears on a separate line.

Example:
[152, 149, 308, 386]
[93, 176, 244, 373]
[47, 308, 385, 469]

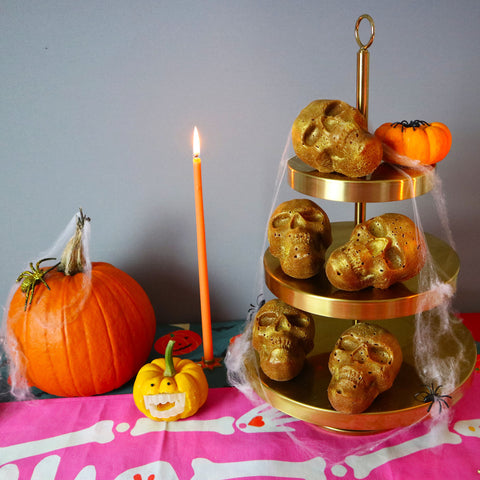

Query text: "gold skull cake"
[326, 213, 427, 291]
[252, 299, 315, 381]
[291, 99, 383, 178]
[328, 322, 403, 414]
[268, 198, 332, 279]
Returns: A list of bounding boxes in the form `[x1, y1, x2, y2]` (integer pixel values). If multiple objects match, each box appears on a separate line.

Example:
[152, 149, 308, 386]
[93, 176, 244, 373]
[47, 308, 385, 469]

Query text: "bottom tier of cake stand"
[246, 315, 476, 434]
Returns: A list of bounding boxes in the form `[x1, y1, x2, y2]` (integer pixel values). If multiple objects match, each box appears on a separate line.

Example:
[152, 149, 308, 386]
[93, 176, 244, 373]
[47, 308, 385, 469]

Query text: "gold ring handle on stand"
[354, 14, 375, 225]
[355, 14, 375, 50]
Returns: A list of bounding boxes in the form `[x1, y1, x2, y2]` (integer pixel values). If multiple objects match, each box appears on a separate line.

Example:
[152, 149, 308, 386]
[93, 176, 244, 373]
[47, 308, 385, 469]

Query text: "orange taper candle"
[192, 126, 214, 363]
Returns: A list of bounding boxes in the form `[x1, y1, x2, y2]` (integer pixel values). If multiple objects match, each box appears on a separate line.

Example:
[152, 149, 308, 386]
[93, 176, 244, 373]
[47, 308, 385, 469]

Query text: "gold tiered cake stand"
[249, 15, 477, 433]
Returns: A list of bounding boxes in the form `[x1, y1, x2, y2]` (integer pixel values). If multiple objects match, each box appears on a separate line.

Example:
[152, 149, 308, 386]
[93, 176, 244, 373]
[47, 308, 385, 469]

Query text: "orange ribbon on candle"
[193, 127, 214, 364]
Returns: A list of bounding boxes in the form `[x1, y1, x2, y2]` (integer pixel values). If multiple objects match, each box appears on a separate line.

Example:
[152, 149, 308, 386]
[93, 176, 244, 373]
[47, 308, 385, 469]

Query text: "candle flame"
[193, 126, 200, 157]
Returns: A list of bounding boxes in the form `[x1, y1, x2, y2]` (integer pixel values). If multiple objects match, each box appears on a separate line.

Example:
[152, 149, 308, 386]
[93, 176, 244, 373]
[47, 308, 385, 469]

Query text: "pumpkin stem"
[58, 208, 91, 276]
[164, 339, 176, 377]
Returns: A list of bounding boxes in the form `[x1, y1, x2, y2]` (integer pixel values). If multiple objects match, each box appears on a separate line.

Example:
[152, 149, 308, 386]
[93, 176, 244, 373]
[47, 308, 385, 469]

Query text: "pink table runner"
[1, 370, 479, 480]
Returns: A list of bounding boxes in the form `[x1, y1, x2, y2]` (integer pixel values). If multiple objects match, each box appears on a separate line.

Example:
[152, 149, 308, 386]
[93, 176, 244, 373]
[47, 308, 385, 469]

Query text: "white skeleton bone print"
[1, 399, 479, 479]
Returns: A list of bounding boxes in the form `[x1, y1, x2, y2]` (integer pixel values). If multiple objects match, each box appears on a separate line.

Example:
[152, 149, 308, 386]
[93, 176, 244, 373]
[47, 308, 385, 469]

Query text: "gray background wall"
[2, 1, 479, 324]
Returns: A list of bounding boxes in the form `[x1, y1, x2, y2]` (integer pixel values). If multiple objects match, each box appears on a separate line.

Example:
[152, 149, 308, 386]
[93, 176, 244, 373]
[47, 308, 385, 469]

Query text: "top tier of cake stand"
[288, 156, 434, 203]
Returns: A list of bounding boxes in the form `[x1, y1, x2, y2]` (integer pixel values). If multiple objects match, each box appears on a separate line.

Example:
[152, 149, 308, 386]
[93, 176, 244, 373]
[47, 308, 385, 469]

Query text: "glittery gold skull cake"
[291, 99, 383, 178]
[252, 299, 315, 381]
[326, 213, 427, 291]
[268, 198, 332, 279]
[328, 322, 403, 414]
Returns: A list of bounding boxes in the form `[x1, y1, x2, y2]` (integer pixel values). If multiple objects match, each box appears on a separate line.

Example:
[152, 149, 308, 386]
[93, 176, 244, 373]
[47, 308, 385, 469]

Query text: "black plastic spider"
[414, 383, 452, 413]
[16, 258, 59, 310]
[247, 293, 266, 321]
[391, 120, 431, 132]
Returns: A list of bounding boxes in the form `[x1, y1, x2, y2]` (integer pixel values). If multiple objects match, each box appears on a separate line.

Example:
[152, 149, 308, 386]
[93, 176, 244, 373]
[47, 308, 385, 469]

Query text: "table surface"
[1, 314, 479, 480]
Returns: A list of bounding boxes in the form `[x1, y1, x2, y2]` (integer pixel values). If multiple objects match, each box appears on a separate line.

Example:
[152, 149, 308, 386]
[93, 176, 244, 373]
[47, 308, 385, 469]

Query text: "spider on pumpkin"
[16, 258, 59, 311]
[414, 383, 452, 413]
[390, 120, 431, 131]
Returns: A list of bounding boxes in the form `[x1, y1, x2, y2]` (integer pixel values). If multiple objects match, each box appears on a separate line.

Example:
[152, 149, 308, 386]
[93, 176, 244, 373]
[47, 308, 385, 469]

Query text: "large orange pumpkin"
[6, 211, 156, 397]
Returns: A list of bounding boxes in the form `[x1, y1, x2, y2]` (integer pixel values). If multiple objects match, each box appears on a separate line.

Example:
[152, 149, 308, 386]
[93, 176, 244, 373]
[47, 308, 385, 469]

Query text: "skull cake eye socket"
[367, 219, 386, 237]
[338, 335, 360, 352]
[368, 345, 392, 365]
[257, 312, 278, 328]
[271, 212, 292, 229]
[302, 210, 327, 223]
[303, 123, 322, 147]
[384, 246, 405, 270]
[285, 313, 311, 329]
[324, 100, 345, 117]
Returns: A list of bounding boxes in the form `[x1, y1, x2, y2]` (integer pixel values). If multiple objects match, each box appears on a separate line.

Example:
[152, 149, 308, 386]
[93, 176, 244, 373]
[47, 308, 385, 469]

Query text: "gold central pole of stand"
[354, 14, 375, 225]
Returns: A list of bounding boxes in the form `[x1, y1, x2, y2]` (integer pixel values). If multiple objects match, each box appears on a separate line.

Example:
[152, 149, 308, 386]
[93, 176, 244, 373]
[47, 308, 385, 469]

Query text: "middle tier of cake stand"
[264, 221, 459, 320]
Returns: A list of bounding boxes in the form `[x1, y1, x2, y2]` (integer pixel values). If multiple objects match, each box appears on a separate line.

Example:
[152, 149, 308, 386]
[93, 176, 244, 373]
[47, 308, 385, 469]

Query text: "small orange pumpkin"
[374, 120, 452, 166]
[133, 339, 208, 421]
[6, 210, 156, 397]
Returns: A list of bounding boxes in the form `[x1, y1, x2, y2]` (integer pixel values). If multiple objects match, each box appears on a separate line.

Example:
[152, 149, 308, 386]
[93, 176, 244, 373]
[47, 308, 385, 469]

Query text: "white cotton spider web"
[391, 164, 469, 396]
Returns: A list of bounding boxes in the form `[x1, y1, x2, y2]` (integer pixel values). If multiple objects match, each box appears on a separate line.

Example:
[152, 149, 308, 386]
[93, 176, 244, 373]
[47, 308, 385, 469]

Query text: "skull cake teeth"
[268, 199, 332, 279]
[328, 322, 403, 414]
[252, 299, 315, 381]
[291, 99, 383, 178]
[325, 213, 427, 291]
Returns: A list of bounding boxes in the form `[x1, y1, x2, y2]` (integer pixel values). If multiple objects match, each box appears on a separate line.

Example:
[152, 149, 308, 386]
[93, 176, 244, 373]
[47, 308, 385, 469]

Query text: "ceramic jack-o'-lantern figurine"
[268, 199, 332, 279]
[291, 99, 383, 178]
[133, 340, 208, 421]
[328, 322, 403, 414]
[326, 213, 427, 291]
[252, 299, 315, 381]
